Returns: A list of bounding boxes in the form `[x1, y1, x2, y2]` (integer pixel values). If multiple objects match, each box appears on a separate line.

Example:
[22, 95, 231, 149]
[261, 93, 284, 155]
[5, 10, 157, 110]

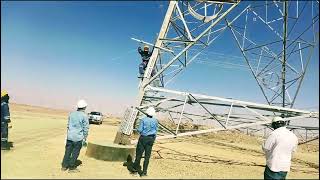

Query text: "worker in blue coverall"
[138, 45, 156, 78]
[132, 107, 158, 177]
[61, 99, 89, 173]
[138, 45, 153, 62]
[1, 90, 11, 150]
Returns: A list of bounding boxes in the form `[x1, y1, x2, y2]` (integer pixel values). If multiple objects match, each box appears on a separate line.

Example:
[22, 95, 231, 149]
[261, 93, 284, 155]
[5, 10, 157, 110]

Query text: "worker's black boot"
[139, 171, 147, 177]
[75, 159, 82, 167]
[8, 141, 13, 148]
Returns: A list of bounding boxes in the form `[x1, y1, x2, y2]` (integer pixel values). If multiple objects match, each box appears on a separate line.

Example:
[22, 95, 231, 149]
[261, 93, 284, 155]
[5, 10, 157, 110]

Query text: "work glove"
[82, 140, 87, 147]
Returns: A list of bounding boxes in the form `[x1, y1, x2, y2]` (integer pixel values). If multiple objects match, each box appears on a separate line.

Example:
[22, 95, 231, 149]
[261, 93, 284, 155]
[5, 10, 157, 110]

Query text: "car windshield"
[90, 112, 101, 115]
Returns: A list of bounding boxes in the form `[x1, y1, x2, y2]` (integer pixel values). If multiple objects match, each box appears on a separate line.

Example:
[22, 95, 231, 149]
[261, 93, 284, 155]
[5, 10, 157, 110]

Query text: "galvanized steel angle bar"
[228, 24, 271, 105]
[249, 8, 284, 40]
[228, 25, 300, 74]
[275, 15, 319, 59]
[225, 102, 234, 127]
[175, 95, 189, 135]
[147, 86, 315, 115]
[189, 93, 226, 129]
[290, 33, 319, 108]
[175, 4, 194, 41]
[242, 105, 271, 122]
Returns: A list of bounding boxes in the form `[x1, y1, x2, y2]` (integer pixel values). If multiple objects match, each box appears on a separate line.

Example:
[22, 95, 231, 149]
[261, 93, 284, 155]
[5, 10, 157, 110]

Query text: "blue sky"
[1, 1, 319, 116]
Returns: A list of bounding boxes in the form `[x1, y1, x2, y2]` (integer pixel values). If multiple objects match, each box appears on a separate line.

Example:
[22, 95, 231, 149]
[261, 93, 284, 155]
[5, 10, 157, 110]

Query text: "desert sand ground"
[1, 103, 319, 179]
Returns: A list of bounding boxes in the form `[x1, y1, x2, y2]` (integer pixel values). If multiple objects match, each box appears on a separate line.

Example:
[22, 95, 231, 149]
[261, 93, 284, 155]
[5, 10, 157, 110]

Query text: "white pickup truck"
[88, 111, 103, 125]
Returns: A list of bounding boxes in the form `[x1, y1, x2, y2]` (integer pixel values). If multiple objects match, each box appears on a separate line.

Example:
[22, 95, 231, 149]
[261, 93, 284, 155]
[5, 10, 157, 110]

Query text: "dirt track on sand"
[1, 103, 319, 179]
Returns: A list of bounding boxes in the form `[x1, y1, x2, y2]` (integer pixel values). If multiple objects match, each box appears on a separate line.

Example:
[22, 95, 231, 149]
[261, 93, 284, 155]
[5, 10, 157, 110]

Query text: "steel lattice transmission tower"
[226, 0, 319, 109]
[114, 0, 319, 145]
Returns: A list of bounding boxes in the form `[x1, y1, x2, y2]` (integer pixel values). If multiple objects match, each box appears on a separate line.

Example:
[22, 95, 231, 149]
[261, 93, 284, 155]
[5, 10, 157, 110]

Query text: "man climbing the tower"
[138, 45, 154, 78]
[138, 45, 153, 62]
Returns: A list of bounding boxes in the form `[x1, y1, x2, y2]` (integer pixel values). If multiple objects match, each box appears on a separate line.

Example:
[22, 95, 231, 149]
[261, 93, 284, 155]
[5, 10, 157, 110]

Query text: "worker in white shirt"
[262, 116, 298, 180]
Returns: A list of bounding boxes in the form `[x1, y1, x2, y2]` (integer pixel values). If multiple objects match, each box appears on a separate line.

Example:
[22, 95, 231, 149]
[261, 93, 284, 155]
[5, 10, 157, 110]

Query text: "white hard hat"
[146, 107, 156, 116]
[77, 99, 87, 108]
[144, 45, 149, 50]
[272, 116, 283, 123]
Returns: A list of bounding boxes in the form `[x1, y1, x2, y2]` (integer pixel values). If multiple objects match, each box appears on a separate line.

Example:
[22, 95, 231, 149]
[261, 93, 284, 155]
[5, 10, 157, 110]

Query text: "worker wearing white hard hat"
[61, 99, 89, 173]
[146, 106, 156, 116]
[131, 107, 158, 177]
[138, 45, 153, 62]
[77, 99, 87, 109]
[138, 44, 155, 79]
[143, 45, 149, 51]
[262, 116, 298, 179]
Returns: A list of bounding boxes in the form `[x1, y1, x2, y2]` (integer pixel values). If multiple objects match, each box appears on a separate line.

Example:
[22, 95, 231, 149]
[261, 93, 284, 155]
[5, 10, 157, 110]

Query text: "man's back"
[263, 127, 298, 172]
[138, 117, 158, 136]
[67, 111, 89, 142]
[272, 127, 297, 153]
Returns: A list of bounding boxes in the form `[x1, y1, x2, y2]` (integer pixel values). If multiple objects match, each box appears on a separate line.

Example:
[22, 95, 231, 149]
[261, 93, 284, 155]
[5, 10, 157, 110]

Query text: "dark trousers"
[62, 140, 82, 169]
[264, 165, 288, 180]
[133, 135, 155, 174]
[1, 122, 8, 143]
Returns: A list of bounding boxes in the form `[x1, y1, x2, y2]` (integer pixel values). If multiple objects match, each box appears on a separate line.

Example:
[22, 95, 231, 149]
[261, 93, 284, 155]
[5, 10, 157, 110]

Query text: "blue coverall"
[1, 100, 10, 144]
[138, 47, 153, 62]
